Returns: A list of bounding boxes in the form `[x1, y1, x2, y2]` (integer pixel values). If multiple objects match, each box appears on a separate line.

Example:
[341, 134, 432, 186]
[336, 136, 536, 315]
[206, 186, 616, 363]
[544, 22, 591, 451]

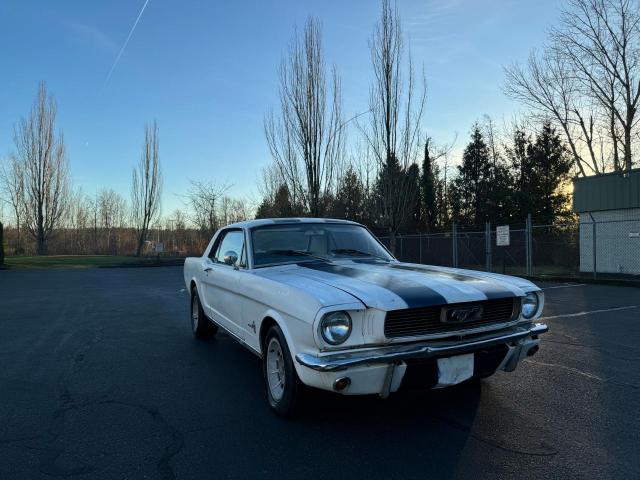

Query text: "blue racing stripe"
[387, 264, 517, 299]
[300, 263, 448, 308]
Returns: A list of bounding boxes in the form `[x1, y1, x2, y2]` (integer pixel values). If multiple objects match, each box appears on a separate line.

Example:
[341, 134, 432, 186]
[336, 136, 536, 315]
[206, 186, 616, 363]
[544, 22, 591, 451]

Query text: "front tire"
[262, 325, 303, 417]
[190, 288, 218, 339]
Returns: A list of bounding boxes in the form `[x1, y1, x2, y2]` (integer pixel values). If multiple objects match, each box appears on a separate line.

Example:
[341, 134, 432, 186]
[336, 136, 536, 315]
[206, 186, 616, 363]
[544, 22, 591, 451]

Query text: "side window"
[208, 233, 223, 260]
[213, 230, 245, 266]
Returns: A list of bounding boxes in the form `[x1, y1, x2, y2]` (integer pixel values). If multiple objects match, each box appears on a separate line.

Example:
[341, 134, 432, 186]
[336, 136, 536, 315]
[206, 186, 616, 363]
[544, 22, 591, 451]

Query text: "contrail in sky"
[102, 0, 151, 90]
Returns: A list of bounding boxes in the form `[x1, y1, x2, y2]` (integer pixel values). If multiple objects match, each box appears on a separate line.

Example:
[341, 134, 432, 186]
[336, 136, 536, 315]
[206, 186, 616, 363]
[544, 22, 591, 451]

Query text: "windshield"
[251, 223, 393, 267]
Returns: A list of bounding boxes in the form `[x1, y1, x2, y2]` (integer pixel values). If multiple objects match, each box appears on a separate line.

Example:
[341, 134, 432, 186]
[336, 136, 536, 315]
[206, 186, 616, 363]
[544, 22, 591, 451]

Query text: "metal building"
[573, 169, 640, 275]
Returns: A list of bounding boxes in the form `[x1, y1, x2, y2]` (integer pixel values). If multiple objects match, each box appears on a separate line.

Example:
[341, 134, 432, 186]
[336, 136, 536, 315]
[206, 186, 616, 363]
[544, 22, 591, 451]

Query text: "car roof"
[224, 217, 363, 229]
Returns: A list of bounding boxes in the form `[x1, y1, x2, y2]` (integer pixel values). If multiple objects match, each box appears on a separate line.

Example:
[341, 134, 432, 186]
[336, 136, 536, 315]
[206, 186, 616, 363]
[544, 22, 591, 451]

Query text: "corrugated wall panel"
[573, 169, 640, 213]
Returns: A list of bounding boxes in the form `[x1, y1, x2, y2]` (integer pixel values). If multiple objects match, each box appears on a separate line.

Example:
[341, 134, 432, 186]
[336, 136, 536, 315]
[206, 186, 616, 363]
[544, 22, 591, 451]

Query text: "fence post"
[525, 214, 533, 276]
[485, 222, 491, 272]
[452, 222, 458, 268]
[419, 234, 423, 264]
[592, 219, 597, 280]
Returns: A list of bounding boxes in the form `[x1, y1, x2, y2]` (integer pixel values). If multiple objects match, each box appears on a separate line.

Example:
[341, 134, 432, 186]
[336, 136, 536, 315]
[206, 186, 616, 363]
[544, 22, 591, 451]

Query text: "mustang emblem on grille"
[441, 305, 483, 323]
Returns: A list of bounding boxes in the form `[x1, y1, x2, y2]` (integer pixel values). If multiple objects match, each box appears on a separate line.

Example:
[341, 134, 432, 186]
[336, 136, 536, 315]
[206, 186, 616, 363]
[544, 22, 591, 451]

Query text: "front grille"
[384, 297, 518, 338]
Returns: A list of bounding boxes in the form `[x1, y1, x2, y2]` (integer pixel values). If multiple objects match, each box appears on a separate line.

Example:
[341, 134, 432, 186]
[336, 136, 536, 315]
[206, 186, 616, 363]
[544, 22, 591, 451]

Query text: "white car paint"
[184, 218, 546, 396]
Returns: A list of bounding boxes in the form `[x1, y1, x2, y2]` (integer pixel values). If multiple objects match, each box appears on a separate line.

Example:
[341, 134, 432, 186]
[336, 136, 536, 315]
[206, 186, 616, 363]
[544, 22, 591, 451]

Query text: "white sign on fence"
[155, 242, 164, 253]
[496, 225, 510, 246]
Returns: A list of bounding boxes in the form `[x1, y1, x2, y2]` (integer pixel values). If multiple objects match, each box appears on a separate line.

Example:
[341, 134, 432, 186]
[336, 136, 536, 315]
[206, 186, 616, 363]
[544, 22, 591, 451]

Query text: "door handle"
[203, 266, 213, 272]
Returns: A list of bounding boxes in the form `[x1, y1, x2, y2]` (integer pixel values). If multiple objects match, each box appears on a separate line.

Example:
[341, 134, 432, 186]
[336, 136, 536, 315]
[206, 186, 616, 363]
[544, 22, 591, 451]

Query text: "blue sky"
[0, 0, 560, 216]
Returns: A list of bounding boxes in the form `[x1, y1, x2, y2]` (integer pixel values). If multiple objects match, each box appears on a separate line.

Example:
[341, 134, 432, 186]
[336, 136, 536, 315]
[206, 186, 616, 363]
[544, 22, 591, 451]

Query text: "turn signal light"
[333, 377, 351, 391]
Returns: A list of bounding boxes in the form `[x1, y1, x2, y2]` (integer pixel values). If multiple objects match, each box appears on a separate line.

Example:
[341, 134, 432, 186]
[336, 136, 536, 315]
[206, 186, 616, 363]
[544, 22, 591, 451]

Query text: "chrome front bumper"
[296, 322, 548, 372]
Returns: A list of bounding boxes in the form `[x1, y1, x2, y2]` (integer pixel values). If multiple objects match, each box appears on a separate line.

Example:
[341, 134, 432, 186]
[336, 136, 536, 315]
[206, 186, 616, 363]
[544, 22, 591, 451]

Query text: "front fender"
[258, 308, 315, 357]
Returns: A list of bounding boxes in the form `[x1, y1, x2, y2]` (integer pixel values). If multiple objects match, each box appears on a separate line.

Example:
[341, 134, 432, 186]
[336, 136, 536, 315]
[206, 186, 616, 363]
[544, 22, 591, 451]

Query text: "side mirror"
[223, 250, 238, 266]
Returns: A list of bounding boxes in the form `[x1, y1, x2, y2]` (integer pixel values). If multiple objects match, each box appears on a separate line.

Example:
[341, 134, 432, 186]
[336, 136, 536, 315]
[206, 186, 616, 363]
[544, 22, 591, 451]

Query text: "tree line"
[0, 84, 168, 256]
[2, 0, 637, 257]
[258, 116, 573, 230]
[256, 0, 585, 251]
[0, 84, 248, 257]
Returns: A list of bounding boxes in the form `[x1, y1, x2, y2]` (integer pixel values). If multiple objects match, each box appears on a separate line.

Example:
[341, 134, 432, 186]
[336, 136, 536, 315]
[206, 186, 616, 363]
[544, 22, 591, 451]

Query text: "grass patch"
[3, 255, 184, 269]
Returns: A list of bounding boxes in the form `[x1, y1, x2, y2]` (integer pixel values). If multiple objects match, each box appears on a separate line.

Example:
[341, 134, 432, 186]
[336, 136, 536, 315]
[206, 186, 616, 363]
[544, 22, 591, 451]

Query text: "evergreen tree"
[255, 184, 296, 219]
[433, 160, 449, 227]
[508, 128, 535, 219]
[450, 125, 515, 227]
[372, 154, 420, 238]
[405, 163, 422, 233]
[488, 162, 516, 224]
[420, 138, 437, 231]
[255, 200, 272, 219]
[526, 123, 572, 224]
[450, 126, 493, 226]
[333, 167, 366, 223]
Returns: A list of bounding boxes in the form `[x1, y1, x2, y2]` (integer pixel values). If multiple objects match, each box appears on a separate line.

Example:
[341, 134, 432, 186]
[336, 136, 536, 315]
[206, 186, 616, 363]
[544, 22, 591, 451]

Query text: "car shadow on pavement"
[300, 379, 482, 423]
[293, 383, 482, 478]
[191, 334, 498, 479]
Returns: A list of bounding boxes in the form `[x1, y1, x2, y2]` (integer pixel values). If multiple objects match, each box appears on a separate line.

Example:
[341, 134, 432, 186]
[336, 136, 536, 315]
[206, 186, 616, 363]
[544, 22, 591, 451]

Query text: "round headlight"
[521, 292, 539, 319]
[319, 311, 352, 345]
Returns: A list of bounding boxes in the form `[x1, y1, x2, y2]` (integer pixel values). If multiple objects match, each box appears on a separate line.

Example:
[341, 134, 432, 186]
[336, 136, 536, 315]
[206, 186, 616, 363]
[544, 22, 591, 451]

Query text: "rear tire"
[262, 325, 303, 417]
[191, 288, 218, 339]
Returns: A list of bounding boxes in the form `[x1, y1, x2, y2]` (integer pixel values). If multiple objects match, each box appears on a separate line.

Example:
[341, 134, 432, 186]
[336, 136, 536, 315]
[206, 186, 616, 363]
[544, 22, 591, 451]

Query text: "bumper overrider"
[295, 322, 548, 396]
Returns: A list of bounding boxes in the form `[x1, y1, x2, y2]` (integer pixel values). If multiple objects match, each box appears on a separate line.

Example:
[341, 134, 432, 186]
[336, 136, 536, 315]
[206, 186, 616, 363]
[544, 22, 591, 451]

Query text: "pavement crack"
[524, 359, 640, 390]
[523, 359, 603, 381]
[99, 400, 185, 480]
[37, 395, 184, 480]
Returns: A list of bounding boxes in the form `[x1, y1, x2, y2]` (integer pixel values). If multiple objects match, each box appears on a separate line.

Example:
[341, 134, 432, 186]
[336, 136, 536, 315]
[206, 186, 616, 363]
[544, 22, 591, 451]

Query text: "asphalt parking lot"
[1, 266, 639, 479]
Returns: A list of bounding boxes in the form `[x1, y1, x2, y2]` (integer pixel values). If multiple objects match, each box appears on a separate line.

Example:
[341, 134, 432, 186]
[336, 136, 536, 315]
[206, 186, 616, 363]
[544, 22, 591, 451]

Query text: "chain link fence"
[379, 216, 640, 281]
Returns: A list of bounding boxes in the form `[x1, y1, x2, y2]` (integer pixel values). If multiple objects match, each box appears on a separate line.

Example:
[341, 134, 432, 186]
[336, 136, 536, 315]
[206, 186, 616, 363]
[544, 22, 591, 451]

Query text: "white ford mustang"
[184, 218, 547, 416]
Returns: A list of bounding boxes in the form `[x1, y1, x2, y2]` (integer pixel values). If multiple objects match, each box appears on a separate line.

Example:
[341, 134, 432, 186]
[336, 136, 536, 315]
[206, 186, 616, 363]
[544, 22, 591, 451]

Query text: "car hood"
[257, 260, 538, 311]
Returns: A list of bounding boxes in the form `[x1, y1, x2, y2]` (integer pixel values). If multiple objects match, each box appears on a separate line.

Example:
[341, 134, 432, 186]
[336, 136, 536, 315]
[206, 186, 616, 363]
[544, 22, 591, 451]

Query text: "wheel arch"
[257, 309, 298, 359]
[259, 316, 277, 353]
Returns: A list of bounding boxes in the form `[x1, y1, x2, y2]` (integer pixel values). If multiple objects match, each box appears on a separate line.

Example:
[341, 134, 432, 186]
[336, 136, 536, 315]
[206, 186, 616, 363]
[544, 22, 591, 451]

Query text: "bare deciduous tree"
[359, 0, 427, 251]
[13, 82, 70, 255]
[504, 49, 598, 176]
[98, 188, 126, 254]
[505, 0, 640, 174]
[257, 164, 286, 210]
[185, 180, 230, 235]
[131, 121, 162, 256]
[1, 155, 25, 253]
[554, 0, 640, 172]
[225, 197, 251, 225]
[66, 188, 92, 254]
[264, 17, 344, 216]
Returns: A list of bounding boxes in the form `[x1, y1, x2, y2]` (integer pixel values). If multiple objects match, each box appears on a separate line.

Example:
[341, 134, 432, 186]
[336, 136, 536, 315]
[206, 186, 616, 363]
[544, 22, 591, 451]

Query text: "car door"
[200, 229, 246, 338]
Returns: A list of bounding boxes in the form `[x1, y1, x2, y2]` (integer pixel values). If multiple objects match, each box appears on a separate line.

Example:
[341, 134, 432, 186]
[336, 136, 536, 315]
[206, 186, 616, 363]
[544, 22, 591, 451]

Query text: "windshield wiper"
[331, 248, 386, 260]
[265, 250, 329, 262]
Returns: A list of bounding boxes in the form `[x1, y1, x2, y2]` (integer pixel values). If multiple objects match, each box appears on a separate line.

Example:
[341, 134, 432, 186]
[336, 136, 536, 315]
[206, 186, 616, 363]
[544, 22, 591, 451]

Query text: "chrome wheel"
[266, 337, 286, 401]
[191, 294, 199, 332]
